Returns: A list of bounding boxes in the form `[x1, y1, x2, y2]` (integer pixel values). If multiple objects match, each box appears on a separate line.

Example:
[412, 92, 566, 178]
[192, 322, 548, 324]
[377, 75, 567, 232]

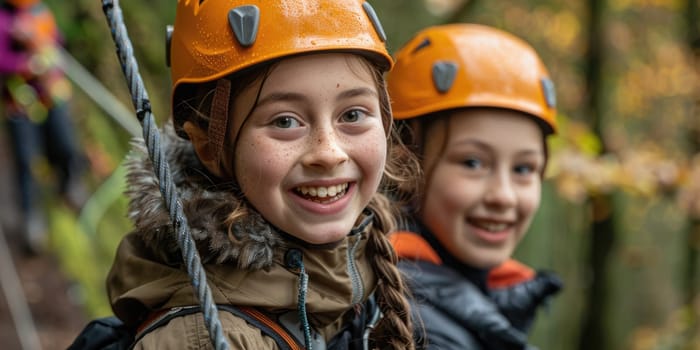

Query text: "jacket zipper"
[347, 234, 364, 305]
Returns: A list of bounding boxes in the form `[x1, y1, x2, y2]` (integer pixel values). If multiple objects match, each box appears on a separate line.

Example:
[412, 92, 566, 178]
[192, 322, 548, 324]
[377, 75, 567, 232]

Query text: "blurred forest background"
[1, 0, 699, 349]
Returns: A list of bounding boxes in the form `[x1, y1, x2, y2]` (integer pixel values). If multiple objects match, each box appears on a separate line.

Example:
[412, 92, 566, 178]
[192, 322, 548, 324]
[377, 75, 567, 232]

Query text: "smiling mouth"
[295, 183, 349, 204]
[468, 219, 511, 232]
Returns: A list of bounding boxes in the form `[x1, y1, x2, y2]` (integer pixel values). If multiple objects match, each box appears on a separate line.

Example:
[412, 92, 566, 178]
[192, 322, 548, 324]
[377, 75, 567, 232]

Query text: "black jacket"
[392, 231, 562, 350]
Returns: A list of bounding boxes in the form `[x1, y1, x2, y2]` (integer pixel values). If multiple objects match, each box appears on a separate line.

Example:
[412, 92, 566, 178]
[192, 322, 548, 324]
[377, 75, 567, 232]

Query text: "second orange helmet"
[387, 23, 557, 133]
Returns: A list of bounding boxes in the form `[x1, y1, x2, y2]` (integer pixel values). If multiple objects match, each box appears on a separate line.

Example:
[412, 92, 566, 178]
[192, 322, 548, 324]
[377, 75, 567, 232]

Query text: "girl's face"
[420, 108, 544, 268]
[233, 53, 387, 244]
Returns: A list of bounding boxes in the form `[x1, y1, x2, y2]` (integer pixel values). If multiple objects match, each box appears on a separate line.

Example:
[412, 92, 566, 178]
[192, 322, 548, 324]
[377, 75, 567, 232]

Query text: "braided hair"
[362, 62, 419, 350]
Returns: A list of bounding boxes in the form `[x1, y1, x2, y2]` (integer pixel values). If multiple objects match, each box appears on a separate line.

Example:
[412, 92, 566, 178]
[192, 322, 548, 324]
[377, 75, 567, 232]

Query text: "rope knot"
[136, 99, 152, 121]
[101, 0, 114, 12]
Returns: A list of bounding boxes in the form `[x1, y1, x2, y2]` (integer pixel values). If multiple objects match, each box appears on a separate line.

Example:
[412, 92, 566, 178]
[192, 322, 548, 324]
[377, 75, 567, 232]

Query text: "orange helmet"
[167, 0, 391, 177]
[387, 23, 557, 133]
[5, 0, 40, 9]
[169, 0, 391, 114]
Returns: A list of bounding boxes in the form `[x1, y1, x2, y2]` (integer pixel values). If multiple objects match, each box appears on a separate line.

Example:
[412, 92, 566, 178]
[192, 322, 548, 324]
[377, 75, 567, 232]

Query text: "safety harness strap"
[135, 305, 300, 350]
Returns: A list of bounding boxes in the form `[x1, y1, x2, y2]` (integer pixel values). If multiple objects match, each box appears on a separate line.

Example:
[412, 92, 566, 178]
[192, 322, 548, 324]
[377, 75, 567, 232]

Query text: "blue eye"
[463, 158, 481, 169]
[273, 116, 300, 129]
[341, 109, 367, 123]
[514, 164, 535, 175]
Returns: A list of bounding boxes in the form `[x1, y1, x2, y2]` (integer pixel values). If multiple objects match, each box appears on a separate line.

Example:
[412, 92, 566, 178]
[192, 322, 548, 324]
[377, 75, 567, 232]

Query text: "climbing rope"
[297, 262, 312, 349]
[100, 1, 228, 349]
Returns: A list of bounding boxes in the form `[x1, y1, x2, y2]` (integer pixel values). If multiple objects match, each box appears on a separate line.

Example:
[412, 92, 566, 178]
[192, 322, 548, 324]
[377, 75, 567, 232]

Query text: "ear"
[183, 121, 224, 177]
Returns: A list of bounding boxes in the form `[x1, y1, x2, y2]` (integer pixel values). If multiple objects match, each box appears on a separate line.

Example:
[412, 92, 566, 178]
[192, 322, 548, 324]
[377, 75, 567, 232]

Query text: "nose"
[301, 127, 349, 170]
[483, 169, 516, 209]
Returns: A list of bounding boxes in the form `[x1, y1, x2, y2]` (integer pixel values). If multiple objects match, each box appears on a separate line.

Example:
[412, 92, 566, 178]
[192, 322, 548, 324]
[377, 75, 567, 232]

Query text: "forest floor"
[0, 140, 88, 350]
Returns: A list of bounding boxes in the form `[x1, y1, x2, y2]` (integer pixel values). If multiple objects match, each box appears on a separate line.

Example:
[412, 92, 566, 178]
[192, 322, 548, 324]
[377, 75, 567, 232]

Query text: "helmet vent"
[540, 78, 556, 108]
[228, 5, 260, 47]
[411, 38, 432, 54]
[432, 61, 458, 93]
[362, 2, 387, 42]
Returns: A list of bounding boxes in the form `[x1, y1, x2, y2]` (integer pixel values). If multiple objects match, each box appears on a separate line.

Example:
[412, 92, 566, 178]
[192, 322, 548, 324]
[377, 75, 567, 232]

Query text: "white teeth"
[297, 183, 348, 199]
[477, 222, 509, 232]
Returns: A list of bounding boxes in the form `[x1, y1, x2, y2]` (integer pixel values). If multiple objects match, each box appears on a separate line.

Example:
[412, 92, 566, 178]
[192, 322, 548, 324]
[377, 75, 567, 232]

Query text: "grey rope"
[100, 1, 228, 349]
[297, 263, 312, 349]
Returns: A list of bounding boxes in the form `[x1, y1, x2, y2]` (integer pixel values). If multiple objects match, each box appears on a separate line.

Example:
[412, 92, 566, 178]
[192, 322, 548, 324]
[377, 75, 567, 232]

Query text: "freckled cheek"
[353, 136, 387, 179]
[235, 138, 291, 188]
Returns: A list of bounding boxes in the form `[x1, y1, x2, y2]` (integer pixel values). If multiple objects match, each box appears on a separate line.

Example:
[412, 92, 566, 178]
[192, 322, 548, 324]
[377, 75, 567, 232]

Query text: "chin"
[466, 252, 510, 270]
[297, 226, 352, 245]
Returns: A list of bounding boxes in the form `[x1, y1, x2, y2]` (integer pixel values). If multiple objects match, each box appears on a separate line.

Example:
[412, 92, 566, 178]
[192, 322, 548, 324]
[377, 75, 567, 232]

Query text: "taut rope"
[100, 1, 228, 348]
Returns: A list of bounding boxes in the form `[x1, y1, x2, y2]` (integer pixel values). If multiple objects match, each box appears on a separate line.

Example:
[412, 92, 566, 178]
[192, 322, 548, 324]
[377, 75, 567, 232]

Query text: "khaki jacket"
[107, 126, 378, 349]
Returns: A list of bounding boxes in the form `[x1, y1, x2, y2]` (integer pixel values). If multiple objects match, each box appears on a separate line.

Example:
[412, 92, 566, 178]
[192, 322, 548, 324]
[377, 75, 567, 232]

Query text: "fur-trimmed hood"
[123, 124, 284, 269]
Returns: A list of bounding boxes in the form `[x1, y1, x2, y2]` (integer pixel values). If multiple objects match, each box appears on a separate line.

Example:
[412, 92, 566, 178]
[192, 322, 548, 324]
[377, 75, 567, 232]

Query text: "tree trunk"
[683, 1, 700, 346]
[578, 0, 616, 349]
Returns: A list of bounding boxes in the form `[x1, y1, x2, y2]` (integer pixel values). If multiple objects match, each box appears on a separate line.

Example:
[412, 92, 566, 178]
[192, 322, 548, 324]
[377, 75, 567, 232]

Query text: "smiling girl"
[387, 24, 563, 349]
[103, 1, 416, 349]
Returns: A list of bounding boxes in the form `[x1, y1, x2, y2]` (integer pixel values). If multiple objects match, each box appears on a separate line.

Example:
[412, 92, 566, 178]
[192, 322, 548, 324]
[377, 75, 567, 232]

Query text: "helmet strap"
[208, 79, 231, 173]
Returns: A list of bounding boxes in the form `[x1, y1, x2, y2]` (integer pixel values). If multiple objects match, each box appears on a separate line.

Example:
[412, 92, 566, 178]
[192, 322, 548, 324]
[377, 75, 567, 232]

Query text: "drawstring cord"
[286, 249, 313, 349]
[298, 263, 312, 350]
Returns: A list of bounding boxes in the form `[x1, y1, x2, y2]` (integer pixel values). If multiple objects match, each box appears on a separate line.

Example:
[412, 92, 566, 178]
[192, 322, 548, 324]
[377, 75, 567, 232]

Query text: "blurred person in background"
[388, 23, 563, 349]
[0, 0, 87, 253]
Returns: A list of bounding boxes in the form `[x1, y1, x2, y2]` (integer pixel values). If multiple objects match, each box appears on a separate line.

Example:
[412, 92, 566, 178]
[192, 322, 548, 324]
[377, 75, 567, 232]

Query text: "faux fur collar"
[124, 125, 284, 269]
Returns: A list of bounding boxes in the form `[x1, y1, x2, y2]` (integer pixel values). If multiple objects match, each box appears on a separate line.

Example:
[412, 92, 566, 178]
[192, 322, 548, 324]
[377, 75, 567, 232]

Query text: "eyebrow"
[256, 92, 307, 108]
[452, 139, 489, 150]
[453, 139, 543, 157]
[255, 87, 378, 108]
[336, 87, 378, 100]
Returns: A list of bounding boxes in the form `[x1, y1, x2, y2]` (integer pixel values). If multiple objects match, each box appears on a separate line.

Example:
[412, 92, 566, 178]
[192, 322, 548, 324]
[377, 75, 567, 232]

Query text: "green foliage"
[34, 0, 700, 349]
[48, 203, 111, 318]
[44, 161, 131, 318]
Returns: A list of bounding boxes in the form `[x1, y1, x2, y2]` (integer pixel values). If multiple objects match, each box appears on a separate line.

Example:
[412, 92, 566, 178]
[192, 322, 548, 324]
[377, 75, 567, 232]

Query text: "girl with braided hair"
[101, 1, 417, 349]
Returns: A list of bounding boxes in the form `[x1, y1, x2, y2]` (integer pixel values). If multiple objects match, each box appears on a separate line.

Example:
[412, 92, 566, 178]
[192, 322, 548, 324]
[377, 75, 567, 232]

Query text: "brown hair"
[363, 57, 418, 350]
[176, 54, 418, 350]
